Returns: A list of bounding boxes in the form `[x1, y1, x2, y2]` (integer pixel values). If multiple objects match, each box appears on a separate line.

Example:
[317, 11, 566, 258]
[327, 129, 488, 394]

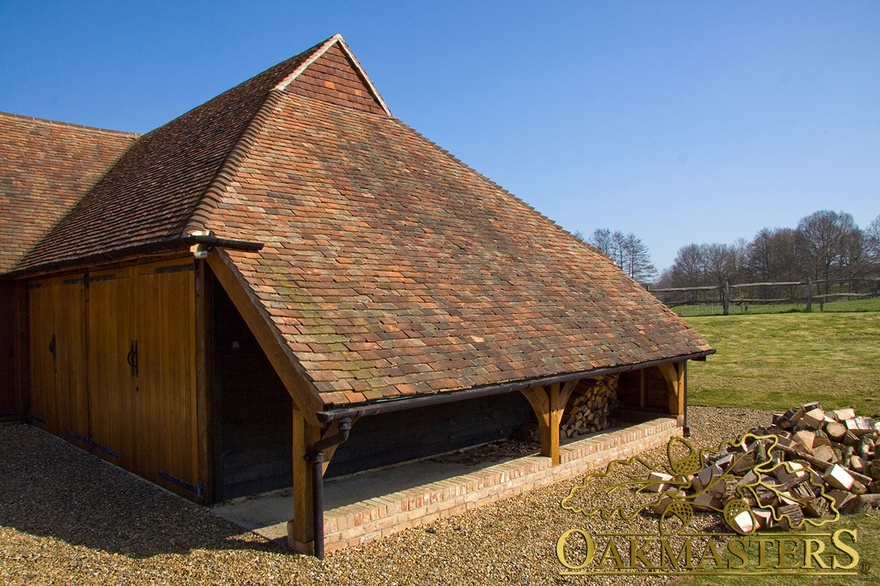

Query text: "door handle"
[126, 340, 138, 377]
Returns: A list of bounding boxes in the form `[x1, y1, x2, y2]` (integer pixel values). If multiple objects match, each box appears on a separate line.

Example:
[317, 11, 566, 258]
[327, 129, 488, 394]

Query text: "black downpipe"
[305, 417, 352, 559]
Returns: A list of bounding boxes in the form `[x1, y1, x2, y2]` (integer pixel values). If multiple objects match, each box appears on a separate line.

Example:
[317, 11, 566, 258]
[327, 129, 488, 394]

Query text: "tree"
[796, 210, 862, 289]
[745, 227, 801, 299]
[866, 215, 880, 264]
[618, 232, 657, 283]
[660, 243, 705, 302]
[701, 243, 737, 302]
[587, 229, 657, 283]
[587, 228, 619, 263]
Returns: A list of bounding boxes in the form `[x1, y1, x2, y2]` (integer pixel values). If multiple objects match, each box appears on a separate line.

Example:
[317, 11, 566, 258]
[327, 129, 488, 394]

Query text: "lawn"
[679, 310, 880, 586]
[685, 311, 880, 415]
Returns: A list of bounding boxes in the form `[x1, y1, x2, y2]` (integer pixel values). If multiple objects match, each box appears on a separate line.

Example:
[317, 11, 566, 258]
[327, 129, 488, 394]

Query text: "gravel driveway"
[0, 406, 769, 585]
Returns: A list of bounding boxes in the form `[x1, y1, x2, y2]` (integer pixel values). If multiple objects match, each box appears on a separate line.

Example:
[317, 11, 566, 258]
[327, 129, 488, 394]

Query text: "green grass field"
[685, 311, 880, 415]
[678, 310, 880, 585]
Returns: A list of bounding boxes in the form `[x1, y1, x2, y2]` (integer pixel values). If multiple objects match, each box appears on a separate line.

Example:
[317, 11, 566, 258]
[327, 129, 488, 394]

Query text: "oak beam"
[521, 381, 577, 466]
[207, 250, 324, 426]
[194, 260, 214, 504]
[319, 417, 358, 476]
[658, 361, 686, 422]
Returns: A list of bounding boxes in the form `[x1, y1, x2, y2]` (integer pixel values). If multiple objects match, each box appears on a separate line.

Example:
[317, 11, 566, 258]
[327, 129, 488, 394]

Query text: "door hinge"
[159, 470, 204, 503]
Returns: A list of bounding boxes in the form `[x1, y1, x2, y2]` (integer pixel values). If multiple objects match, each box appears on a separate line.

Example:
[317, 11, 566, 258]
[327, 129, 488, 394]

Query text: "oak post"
[289, 408, 321, 553]
[659, 362, 686, 423]
[521, 381, 577, 467]
[194, 260, 214, 504]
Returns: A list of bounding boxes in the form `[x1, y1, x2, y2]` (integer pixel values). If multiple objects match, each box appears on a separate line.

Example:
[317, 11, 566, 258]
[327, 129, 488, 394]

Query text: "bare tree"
[745, 227, 802, 299]
[701, 243, 737, 301]
[588, 229, 656, 283]
[866, 215, 880, 264]
[796, 210, 862, 292]
[659, 243, 705, 302]
[588, 228, 620, 264]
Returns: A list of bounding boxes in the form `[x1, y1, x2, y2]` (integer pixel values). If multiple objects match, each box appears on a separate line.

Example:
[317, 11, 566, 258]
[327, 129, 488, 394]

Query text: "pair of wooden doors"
[28, 259, 200, 500]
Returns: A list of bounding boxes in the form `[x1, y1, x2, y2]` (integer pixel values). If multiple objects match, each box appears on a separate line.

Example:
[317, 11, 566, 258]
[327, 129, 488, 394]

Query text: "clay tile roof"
[202, 87, 713, 407]
[4, 34, 712, 408]
[15, 36, 359, 273]
[0, 112, 136, 274]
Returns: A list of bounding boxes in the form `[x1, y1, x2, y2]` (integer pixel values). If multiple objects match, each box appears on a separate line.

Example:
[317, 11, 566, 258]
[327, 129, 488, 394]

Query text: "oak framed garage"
[0, 34, 713, 557]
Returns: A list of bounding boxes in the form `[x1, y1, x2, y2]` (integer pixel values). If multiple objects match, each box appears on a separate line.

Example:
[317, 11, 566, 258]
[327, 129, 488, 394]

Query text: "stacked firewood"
[644, 402, 879, 534]
[561, 375, 619, 438]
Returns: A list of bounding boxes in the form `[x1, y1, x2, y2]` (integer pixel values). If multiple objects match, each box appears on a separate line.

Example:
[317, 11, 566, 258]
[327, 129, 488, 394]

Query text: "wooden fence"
[648, 276, 880, 315]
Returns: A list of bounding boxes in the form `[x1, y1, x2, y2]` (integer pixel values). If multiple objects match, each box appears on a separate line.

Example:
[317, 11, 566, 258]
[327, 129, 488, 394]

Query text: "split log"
[823, 465, 854, 491]
[832, 408, 856, 422]
[727, 509, 756, 534]
[792, 430, 816, 453]
[803, 497, 830, 518]
[846, 417, 876, 436]
[844, 431, 861, 447]
[645, 471, 674, 492]
[770, 443, 873, 486]
[827, 489, 855, 509]
[861, 493, 880, 506]
[753, 508, 774, 529]
[777, 504, 805, 530]
[811, 444, 837, 464]
[843, 496, 873, 515]
[826, 421, 847, 442]
[801, 408, 826, 430]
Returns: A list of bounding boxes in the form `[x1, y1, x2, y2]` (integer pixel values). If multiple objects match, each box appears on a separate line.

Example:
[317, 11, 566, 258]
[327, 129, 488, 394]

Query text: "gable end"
[283, 41, 388, 115]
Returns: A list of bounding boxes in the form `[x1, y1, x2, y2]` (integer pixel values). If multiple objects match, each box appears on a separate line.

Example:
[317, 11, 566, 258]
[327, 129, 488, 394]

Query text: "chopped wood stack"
[648, 402, 879, 534]
[561, 374, 619, 438]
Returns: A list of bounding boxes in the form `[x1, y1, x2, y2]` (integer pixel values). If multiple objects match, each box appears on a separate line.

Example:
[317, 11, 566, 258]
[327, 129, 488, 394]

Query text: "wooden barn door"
[131, 261, 199, 499]
[28, 259, 201, 502]
[27, 276, 89, 445]
[87, 261, 199, 500]
[87, 269, 137, 465]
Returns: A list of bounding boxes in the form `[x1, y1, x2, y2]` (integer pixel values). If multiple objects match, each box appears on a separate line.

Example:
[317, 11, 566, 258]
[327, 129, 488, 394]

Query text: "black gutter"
[315, 350, 715, 424]
[181, 234, 264, 251]
[304, 417, 352, 560]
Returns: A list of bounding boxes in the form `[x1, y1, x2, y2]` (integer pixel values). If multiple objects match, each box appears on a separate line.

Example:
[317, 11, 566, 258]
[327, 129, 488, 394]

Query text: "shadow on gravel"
[0, 423, 295, 559]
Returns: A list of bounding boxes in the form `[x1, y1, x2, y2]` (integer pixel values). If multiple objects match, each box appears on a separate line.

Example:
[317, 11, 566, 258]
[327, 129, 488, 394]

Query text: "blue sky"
[2, 1, 878, 271]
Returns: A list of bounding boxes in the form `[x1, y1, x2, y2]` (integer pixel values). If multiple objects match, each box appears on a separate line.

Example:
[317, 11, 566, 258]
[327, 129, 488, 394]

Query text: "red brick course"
[321, 417, 681, 552]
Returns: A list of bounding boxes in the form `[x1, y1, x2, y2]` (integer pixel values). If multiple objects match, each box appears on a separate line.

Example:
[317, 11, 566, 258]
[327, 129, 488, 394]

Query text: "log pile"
[648, 402, 879, 534]
[561, 375, 619, 438]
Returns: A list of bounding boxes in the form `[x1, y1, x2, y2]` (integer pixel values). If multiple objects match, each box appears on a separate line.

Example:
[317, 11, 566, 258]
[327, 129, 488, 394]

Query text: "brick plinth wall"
[321, 417, 680, 552]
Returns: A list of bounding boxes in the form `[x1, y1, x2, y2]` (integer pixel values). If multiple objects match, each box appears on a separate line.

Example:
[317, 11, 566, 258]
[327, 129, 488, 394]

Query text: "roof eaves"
[315, 350, 717, 423]
[273, 33, 392, 116]
[5, 238, 191, 278]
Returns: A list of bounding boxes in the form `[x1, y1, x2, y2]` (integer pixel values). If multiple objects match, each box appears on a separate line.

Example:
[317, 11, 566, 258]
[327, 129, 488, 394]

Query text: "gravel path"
[0, 406, 769, 585]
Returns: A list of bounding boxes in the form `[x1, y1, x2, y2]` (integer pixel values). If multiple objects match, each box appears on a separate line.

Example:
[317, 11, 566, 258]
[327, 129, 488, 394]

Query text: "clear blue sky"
[2, 1, 878, 272]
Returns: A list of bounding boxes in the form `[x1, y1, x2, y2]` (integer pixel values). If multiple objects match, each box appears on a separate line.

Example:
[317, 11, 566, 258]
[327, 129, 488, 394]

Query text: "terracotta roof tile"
[14, 37, 336, 272]
[0, 113, 136, 274]
[203, 89, 712, 407]
[4, 34, 712, 409]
